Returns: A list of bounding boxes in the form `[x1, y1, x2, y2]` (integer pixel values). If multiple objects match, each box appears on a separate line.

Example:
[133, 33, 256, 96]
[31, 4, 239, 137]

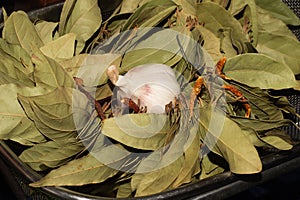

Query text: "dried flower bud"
[107, 64, 180, 114]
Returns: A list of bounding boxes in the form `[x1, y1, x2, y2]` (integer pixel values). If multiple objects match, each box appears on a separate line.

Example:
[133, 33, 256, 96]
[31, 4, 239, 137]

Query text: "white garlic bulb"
[107, 63, 181, 114]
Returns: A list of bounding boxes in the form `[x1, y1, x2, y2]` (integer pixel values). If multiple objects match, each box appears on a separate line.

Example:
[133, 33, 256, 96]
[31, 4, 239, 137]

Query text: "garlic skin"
[107, 64, 180, 114]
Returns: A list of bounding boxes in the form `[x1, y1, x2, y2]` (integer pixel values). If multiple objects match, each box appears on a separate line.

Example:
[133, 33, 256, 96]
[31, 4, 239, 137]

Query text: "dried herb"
[0, 0, 300, 198]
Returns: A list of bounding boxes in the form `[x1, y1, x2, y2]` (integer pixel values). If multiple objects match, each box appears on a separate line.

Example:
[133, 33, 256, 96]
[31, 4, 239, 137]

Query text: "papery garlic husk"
[107, 63, 181, 114]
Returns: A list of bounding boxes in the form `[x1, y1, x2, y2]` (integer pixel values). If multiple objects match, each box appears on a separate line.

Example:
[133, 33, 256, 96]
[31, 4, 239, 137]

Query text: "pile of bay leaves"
[1, 0, 300, 198]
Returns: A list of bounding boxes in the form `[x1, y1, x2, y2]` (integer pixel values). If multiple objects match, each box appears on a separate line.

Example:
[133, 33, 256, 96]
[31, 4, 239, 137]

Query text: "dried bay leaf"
[2, 11, 44, 54]
[173, 125, 200, 187]
[30, 145, 131, 187]
[117, 182, 133, 198]
[0, 38, 34, 75]
[256, 31, 300, 75]
[35, 21, 58, 44]
[19, 138, 83, 170]
[261, 129, 294, 150]
[172, 0, 197, 17]
[257, 7, 297, 40]
[102, 113, 172, 150]
[120, 49, 180, 72]
[223, 54, 297, 90]
[198, 106, 262, 174]
[40, 33, 76, 60]
[31, 47, 74, 89]
[58, 0, 102, 54]
[0, 55, 34, 87]
[59, 53, 89, 77]
[197, 2, 248, 54]
[17, 87, 91, 142]
[229, 82, 285, 120]
[74, 54, 121, 87]
[200, 153, 225, 180]
[121, 0, 176, 31]
[0, 39, 35, 86]
[254, 0, 300, 26]
[231, 117, 293, 133]
[120, 0, 143, 14]
[0, 84, 46, 145]
[58, 0, 76, 35]
[133, 156, 184, 197]
[196, 26, 223, 62]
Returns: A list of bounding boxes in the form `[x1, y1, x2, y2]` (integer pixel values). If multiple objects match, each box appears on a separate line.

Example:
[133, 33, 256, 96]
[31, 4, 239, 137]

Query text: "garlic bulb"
[107, 63, 181, 114]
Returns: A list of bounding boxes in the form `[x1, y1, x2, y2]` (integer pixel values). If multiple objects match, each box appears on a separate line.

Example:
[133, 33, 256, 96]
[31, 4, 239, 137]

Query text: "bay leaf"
[1, 7, 8, 23]
[40, 33, 76, 60]
[239, 3, 258, 46]
[229, 1, 249, 16]
[196, 26, 223, 62]
[102, 113, 172, 150]
[35, 21, 58, 44]
[199, 153, 225, 180]
[131, 112, 191, 196]
[58, 0, 102, 54]
[198, 106, 262, 174]
[17, 87, 92, 142]
[2, 11, 44, 54]
[59, 53, 89, 77]
[257, 7, 297, 40]
[116, 182, 133, 198]
[0, 84, 46, 145]
[95, 83, 113, 101]
[58, 0, 76, 35]
[31, 47, 74, 89]
[228, 1, 258, 46]
[30, 145, 131, 187]
[121, 0, 176, 31]
[120, 0, 143, 14]
[0, 38, 34, 76]
[132, 157, 183, 197]
[121, 49, 181, 73]
[196, 2, 248, 54]
[261, 129, 293, 150]
[74, 54, 121, 87]
[254, 0, 300, 26]
[231, 116, 293, 132]
[19, 138, 83, 170]
[0, 55, 34, 87]
[256, 31, 300, 75]
[173, 125, 200, 187]
[228, 82, 285, 120]
[172, 0, 197, 17]
[223, 54, 297, 90]
[118, 28, 193, 72]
